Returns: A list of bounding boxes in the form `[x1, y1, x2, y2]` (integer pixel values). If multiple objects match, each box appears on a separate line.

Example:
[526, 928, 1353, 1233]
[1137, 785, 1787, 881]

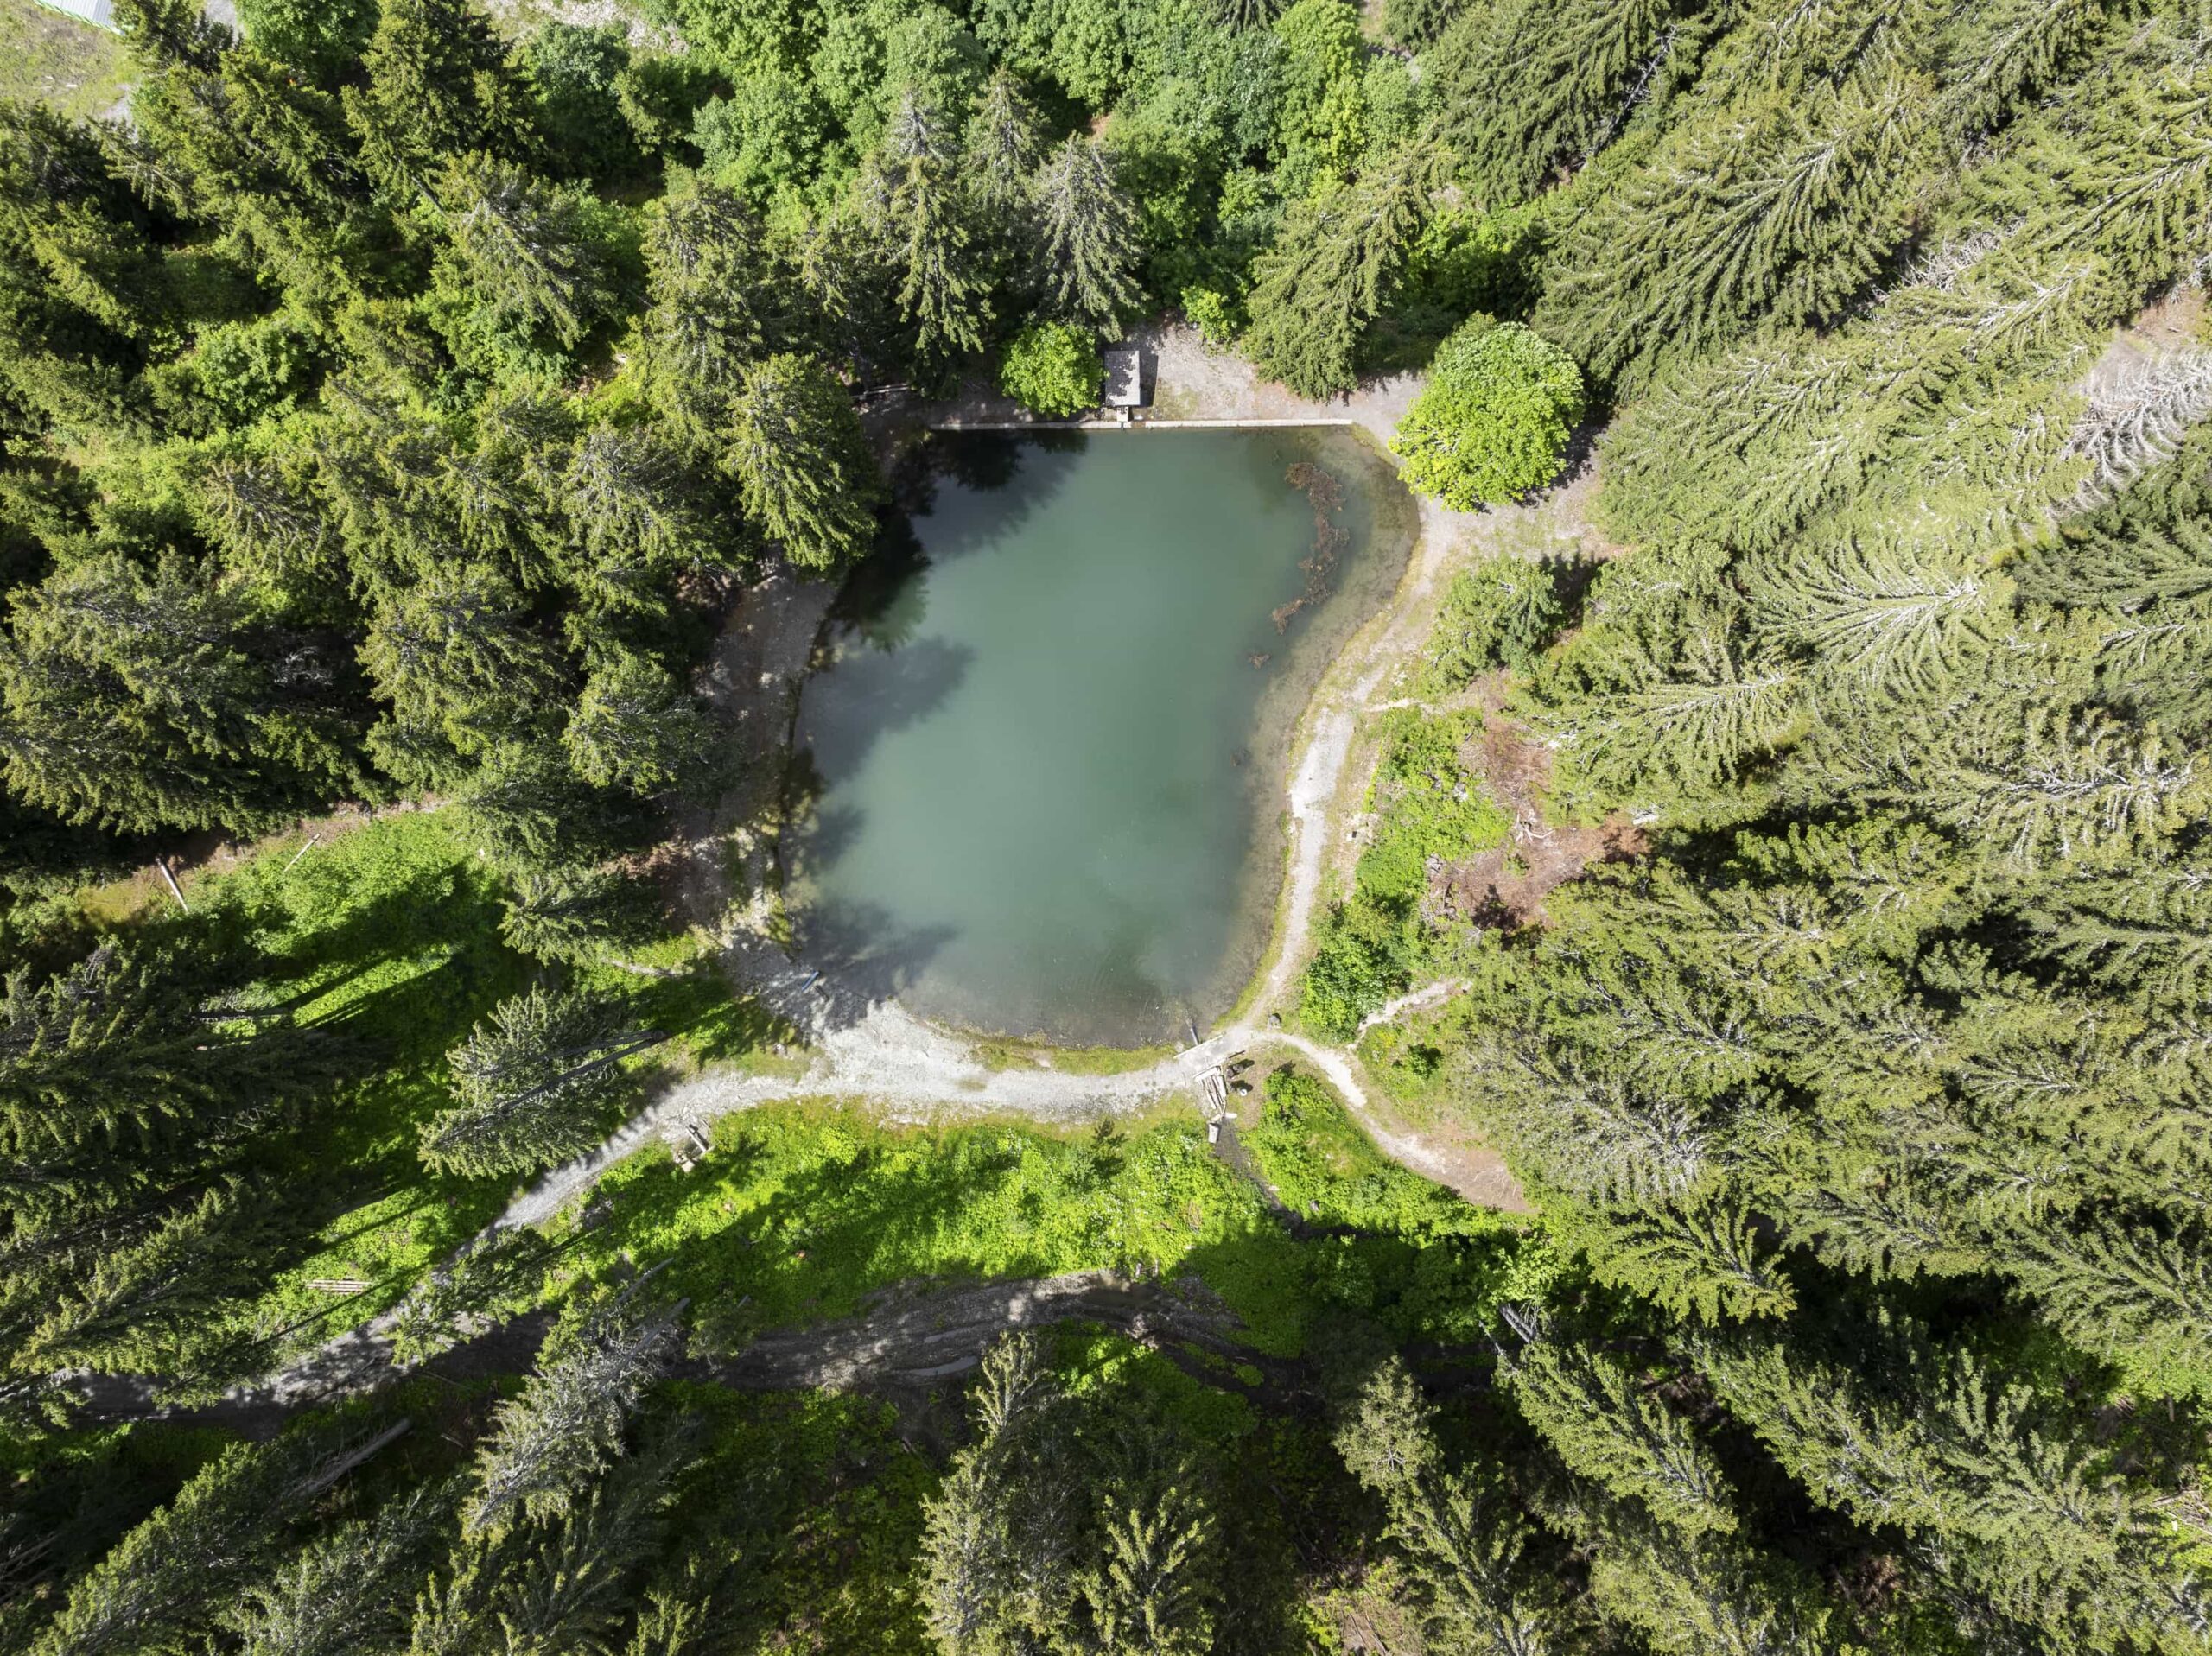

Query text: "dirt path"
[73, 1269, 1286, 1436]
[506, 326, 1544, 1228]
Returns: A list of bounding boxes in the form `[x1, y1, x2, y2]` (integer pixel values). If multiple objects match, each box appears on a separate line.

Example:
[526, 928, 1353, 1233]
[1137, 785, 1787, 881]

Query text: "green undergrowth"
[1049, 1326, 1259, 1445]
[1357, 984, 1481, 1125]
[1300, 709, 1509, 1039]
[136, 814, 765, 1354]
[1243, 1068, 1500, 1241]
[0, 1417, 243, 1611]
[0, 0, 129, 121]
[561, 1091, 1544, 1359]
[664, 1383, 936, 1655]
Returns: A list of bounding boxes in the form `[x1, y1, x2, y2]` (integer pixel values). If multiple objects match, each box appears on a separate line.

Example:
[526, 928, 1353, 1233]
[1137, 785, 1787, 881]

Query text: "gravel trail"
[501, 327, 1532, 1228]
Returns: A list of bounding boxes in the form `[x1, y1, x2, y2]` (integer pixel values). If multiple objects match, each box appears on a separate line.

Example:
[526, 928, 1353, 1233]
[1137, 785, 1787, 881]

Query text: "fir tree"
[418, 985, 667, 1179]
[721, 353, 882, 574]
[1030, 136, 1141, 338]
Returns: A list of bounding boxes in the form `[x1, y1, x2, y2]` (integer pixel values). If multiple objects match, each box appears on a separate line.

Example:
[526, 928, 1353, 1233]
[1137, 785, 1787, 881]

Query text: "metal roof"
[1103, 345, 1143, 407]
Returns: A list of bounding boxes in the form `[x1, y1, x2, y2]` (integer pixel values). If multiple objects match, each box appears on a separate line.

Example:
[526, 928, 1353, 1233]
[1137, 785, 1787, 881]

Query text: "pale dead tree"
[2065, 346, 2212, 505]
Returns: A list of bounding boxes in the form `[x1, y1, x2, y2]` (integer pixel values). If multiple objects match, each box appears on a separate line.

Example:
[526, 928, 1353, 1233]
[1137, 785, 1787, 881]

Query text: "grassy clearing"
[970, 1035, 1179, 1075]
[0, 0, 129, 120]
[139, 813, 766, 1353]
[1300, 709, 1510, 1038]
[561, 1082, 1549, 1357]
[1357, 993, 1473, 1126]
[1242, 1066, 1500, 1239]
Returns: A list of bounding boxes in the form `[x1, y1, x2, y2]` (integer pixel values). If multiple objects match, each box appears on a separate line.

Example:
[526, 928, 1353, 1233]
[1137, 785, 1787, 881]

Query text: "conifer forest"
[5, 0, 2212, 1651]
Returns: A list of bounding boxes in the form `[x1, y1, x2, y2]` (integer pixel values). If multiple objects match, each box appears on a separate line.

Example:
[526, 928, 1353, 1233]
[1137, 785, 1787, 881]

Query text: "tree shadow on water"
[830, 429, 1090, 657]
[827, 509, 933, 653]
[796, 632, 974, 777]
[787, 898, 958, 1029]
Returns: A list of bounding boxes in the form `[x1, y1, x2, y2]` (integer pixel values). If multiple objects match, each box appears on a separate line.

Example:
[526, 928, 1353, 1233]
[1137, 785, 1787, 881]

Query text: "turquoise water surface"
[791, 428, 1414, 1046]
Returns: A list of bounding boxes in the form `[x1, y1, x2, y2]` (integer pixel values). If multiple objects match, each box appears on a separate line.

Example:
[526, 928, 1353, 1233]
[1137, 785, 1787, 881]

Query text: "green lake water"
[790, 428, 1416, 1047]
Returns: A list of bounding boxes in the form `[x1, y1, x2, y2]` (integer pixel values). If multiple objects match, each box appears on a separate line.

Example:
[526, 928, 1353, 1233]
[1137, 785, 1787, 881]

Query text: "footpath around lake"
[510, 322, 1619, 1234]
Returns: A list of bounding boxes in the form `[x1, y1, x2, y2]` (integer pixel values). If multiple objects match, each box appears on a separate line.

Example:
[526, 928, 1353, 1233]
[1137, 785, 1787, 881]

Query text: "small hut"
[34, 0, 116, 25]
[1103, 344, 1144, 423]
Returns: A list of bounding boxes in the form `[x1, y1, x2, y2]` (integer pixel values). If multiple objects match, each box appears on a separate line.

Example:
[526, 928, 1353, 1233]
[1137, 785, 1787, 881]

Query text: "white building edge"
[32, 0, 118, 27]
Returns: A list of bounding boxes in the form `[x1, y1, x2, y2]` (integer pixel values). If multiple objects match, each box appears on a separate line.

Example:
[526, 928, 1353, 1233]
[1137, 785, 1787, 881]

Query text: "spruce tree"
[963, 69, 1043, 219]
[0, 101, 161, 341]
[640, 184, 771, 446]
[564, 652, 714, 797]
[358, 562, 563, 784]
[388, 1228, 550, 1367]
[499, 866, 662, 968]
[1503, 1336, 1737, 1534]
[878, 93, 991, 360]
[0, 552, 356, 833]
[1536, 75, 1926, 391]
[436, 154, 608, 352]
[219, 1487, 445, 1656]
[1336, 1361, 1566, 1656]
[343, 0, 528, 202]
[560, 425, 715, 605]
[721, 353, 883, 574]
[418, 985, 667, 1179]
[1031, 136, 1141, 337]
[1243, 143, 1439, 398]
[465, 1280, 679, 1536]
[1077, 1478, 1218, 1655]
[30, 1418, 412, 1656]
[1430, 0, 1685, 204]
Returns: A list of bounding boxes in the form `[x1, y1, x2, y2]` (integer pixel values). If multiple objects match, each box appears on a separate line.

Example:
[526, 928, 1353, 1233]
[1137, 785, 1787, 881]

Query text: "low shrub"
[998, 321, 1103, 416]
[1392, 317, 1586, 507]
[1421, 555, 1568, 689]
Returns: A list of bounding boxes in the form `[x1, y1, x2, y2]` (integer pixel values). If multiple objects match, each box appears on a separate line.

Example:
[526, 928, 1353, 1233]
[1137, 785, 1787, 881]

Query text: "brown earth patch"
[1433, 717, 1644, 928]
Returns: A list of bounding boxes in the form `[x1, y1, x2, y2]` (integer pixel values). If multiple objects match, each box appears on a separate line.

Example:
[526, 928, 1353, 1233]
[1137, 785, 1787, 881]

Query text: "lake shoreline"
[779, 425, 1413, 1047]
[710, 327, 1491, 1058]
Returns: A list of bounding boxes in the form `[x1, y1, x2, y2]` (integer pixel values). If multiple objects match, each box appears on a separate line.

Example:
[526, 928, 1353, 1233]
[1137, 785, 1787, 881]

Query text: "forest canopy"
[4, 0, 2212, 1652]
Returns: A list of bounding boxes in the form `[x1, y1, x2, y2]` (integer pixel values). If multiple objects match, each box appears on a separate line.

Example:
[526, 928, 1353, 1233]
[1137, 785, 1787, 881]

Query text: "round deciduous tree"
[998, 322, 1103, 416]
[1391, 319, 1586, 507]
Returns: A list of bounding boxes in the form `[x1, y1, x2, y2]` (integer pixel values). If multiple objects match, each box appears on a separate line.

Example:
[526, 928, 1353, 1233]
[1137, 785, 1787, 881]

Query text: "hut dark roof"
[1103, 345, 1144, 408]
